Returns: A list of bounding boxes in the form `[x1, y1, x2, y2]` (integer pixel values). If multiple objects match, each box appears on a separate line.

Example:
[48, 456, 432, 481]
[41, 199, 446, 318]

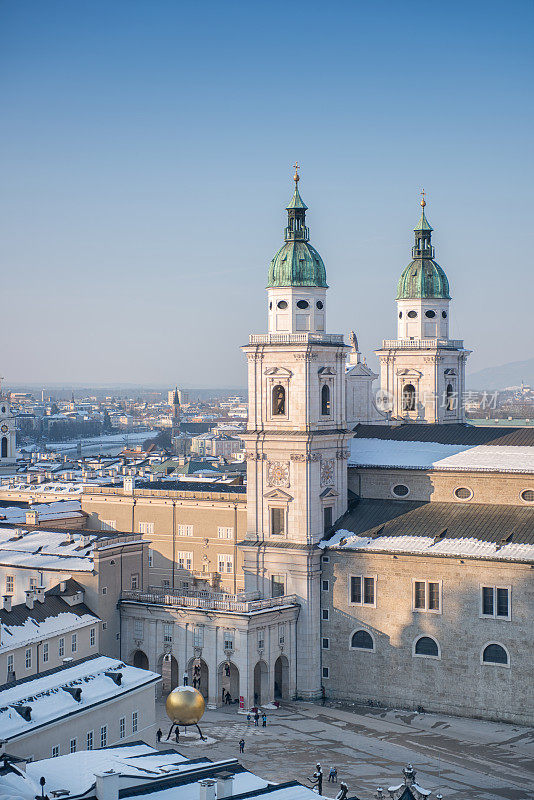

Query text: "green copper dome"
[396, 205, 450, 300]
[267, 181, 328, 288]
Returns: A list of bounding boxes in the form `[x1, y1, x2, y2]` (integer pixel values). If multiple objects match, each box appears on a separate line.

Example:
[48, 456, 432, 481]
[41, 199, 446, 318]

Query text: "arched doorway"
[253, 660, 269, 706]
[217, 660, 240, 705]
[274, 655, 289, 700]
[158, 654, 179, 693]
[132, 649, 149, 670]
[188, 657, 209, 700]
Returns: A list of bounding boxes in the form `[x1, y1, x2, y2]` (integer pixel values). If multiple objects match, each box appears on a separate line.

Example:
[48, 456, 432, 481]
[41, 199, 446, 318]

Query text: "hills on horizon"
[467, 357, 534, 390]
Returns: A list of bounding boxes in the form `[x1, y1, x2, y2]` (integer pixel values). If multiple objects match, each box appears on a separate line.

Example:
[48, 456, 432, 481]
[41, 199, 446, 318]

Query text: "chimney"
[216, 772, 234, 799]
[60, 581, 66, 592]
[95, 771, 119, 800]
[25, 590, 34, 610]
[3, 596, 11, 612]
[25, 509, 39, 526]
[34, 587, 46, 603]
[199, 779, 216, 800]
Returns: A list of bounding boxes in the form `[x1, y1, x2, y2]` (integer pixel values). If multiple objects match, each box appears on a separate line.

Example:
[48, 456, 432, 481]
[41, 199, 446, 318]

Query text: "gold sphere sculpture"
[165, 685, 205, 726]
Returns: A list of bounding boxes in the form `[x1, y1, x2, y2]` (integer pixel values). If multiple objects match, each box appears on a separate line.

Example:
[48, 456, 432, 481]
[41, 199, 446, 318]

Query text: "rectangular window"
[5, 575, 14, 594]
[413, 580, 441, 613]
[138, 521, 154, 535]
[257, 630, 265, 650]
[132, 711, 138, 733]
[481, 586, 510, 619]
[271, 573, 285, 598]
[134, 619, 143, 639]
[323, 506, 333, 533]
[102, 622, 107, 630]
[58, 637, 65, 657]
[193, 626, 204, 648]
[270, 507, 285, 536]
[218, 554, 233, 574]
[350, 575, 376, 606]
[322, 608, 329, 621]
[148, 549, 153, 567]
[163, 623, 173, 643]
[52, 745, 60, 758]
[322, 637, 329, 649]
[322, 579, 329, 592]
[101, 519, 116, 531]
[131, 573, 139, 590]
[224, 630, 234, 650]
[100, 726, 107, 748]
[87, 730, 94, 750]
[102, 586, 107, 595]
[217, 526, 234, 539]
[70, 738, 77, 753]
[119, 717, 125, 739]
[90, 627, 96, 647]
[71, 633, 77, 653]
[7, 653, 14, 679]
[43, 642, 49, 663]
[177, 524, 193, 537]
[29, 577, 38, 589]
[177, 551, 193, 570]
[322, 667, 329, 679]
[25, 648, 32, 669]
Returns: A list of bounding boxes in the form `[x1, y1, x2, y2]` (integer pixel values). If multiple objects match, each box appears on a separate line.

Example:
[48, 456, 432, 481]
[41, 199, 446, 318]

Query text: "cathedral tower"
[241, 168, 352, 698]
[376, 196, 470, 423]
[0, 387, 17, 472]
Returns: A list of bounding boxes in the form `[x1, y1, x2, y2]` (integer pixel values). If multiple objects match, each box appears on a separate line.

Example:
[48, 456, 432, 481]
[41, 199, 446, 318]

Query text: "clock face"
[1, 425, 8, 434]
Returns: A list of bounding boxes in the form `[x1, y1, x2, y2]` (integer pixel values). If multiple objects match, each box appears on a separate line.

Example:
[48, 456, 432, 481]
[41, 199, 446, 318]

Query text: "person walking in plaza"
[239, 738, 245, 753]
[247, 712, 251, 726]
[262, 713, 267, 727]
[156, 728, 162, 743]
[254, 711, 259, 727]
[328, 766, 337, 783]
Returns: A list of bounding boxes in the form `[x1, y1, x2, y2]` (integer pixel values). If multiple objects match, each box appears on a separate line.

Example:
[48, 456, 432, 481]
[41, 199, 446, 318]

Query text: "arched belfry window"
[446, 383, 454, 411]
[272, 385, 286, 416]
[1, 437, 7, 458]
[402, 383, 416, 412]
[321, 384, 331, 416]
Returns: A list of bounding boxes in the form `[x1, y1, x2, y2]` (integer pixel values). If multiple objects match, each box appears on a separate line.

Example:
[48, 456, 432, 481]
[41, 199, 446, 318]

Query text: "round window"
[296, 300, 309, 309]
[392, 484, 409, 497]
[407, 310, 417, 319]
[425, 310, 436, 318]
[442, 311, 447, 319]
[316, 301, 323, 310]
[521, 489, 534, 502]
[398, 311, 402, 318]
[277, 300, 288, 309]
[454, 487, 472, 500]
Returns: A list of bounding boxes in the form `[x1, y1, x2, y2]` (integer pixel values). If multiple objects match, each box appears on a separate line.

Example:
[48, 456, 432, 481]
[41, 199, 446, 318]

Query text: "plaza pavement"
[152, 699, 534, 800]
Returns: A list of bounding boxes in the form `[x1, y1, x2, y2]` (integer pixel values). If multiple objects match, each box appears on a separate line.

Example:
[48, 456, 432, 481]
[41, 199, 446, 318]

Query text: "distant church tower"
[376, 195, 470, 423]
[0, 384, 17, 472]
[241, 167, 352, 699]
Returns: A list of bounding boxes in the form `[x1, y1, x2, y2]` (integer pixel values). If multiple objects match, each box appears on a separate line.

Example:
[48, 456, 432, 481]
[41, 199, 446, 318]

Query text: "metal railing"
[120, 589, 299, 613]
[381, 338, 464, 350]
[249, 333, 344, 345]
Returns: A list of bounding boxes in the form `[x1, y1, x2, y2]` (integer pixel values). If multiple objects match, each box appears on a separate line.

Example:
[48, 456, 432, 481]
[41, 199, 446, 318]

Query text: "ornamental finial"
[420, 188, 426, 208]
[293, 161, 300, 184]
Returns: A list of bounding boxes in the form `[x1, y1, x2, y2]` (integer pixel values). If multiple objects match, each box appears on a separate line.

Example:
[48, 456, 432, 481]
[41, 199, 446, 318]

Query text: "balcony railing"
[249, 333, 344, 345]
[380, 338, 464, 350]
[120, 588, 299, 613]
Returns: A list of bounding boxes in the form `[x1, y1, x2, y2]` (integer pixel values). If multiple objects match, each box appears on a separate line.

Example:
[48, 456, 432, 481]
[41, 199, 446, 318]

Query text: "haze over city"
[2, 0, 532, 387]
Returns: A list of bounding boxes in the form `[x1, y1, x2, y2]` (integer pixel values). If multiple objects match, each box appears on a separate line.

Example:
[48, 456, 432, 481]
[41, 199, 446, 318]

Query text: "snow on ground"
[349, 438, 534, 473]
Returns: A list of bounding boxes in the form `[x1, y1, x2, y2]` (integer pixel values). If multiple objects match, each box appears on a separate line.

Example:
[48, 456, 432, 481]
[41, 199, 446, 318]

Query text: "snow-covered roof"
[0, 500, 83, 523]
[0, 528, 98, 571]
[0, 606, 98, 653]
[0, 656, 160, 741]
[349, 437, 534, 473]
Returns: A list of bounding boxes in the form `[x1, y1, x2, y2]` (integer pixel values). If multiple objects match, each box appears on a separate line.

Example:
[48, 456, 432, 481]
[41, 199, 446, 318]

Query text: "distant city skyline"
[1, 0, 532, 386]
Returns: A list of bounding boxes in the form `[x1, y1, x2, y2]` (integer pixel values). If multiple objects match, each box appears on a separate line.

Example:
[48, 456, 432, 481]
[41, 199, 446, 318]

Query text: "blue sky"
[1, 0, 532, 387]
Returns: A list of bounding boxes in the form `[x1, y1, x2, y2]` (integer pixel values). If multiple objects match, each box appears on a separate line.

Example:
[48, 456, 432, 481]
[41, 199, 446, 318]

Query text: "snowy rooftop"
[0, 499, 83, 522]
[348, 437, 534, 473]
[0, 655, 160, 742]
[0, 743, 326, 800]
[0, 528, 98, 571]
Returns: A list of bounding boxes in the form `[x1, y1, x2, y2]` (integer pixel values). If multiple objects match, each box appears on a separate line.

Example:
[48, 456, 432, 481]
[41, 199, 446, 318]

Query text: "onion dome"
[267, 167, 328, 288]
[396, 196, 450, 300]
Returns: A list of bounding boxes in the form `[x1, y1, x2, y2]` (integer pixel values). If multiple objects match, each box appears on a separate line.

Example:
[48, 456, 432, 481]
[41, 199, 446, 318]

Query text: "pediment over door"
[263, 489, 293, 501]
[264, 367, 293, 377]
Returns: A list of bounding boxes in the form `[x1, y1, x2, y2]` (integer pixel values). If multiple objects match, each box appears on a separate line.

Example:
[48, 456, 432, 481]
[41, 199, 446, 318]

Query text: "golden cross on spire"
[293, 161, 300, 184]
[420, 188, 426, 208]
